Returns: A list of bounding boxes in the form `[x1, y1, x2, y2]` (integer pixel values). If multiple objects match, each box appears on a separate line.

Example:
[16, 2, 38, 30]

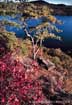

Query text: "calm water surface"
[0, 15, 72, 48]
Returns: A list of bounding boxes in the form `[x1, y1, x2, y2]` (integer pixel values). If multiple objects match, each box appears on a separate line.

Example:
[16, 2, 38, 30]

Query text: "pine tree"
[19, 2, 61, 59]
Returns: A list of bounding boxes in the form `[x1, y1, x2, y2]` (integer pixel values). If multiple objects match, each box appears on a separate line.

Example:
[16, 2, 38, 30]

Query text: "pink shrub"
[0, 52, 45, 105]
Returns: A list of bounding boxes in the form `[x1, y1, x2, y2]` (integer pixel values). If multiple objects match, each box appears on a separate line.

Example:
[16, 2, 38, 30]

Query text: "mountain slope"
[30, 0, 72, 15]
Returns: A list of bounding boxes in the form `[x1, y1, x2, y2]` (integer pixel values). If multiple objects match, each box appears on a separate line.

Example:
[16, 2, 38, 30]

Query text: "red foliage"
[0, 52, 45, 105]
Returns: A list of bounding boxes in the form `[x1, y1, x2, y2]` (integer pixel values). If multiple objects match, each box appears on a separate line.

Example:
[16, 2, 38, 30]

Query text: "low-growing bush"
[0, 52, 46, 105]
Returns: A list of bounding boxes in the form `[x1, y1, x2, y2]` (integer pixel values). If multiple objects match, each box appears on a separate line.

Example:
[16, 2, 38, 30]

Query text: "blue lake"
[0, 15, 72, 49]
[55, 16, 72, 48]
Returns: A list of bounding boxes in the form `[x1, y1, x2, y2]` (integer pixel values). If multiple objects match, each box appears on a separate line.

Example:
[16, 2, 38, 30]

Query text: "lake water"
[55, 16, 72, 48]
[0, 15, 72, 49]
[0, 15, 42, 37]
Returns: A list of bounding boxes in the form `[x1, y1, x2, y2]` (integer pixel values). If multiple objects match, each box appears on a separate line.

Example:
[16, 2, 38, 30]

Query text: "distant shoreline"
[30, 1, 72, 16]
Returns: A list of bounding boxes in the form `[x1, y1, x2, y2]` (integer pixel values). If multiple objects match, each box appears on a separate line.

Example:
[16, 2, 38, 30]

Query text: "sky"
[29, 0, 72, 5]
[44, 0, 72, 5]
[0, 0, 72, 5]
